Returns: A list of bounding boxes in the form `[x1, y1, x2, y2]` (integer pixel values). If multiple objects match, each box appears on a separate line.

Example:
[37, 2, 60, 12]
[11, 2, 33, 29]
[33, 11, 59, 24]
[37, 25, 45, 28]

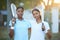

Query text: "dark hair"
[16, 7, 24, 11]
[32, 9, 40, 13]
[32, 9, 41, 19]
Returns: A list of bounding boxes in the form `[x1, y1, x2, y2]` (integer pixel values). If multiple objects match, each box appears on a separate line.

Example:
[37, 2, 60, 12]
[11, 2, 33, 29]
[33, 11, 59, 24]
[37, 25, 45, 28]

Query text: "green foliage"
[0, 0, 7, 10]
[10, 0, 43, 9]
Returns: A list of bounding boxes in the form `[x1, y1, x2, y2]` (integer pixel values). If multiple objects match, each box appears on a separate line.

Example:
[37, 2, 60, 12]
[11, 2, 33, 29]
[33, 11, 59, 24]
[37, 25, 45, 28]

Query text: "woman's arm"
[9, 18, 16, 38]
[46, 30, 52, 40]
[28, 28, 31, 33]
[9, 29, 14, 38]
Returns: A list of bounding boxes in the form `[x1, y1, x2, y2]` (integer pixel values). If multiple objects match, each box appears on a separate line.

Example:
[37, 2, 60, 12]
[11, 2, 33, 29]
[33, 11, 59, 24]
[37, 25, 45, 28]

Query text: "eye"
[18, 11, 20, 12]
[33, 13, 35, 15]
[36, 13, 38, 14]
[21, 11, 23, 12]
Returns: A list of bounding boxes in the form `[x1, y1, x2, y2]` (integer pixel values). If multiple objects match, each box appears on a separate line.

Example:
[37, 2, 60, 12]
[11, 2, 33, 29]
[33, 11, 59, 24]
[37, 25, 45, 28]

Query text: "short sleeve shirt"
[9, 19, 31, 40]
[30, 21, 50, 40]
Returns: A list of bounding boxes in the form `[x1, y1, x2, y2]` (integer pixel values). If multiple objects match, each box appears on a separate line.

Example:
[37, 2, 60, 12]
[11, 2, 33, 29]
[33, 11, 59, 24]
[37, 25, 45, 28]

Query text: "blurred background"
[0, 0, 60, 40]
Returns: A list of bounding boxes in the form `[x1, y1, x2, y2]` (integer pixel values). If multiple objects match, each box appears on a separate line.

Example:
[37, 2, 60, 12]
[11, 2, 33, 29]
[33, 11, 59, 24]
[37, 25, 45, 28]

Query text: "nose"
[34, 14, 37, 17]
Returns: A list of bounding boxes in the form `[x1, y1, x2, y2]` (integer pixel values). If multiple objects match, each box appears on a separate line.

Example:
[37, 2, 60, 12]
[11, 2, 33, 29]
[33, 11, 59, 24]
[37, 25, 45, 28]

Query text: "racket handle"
[42, 23, 45, 31]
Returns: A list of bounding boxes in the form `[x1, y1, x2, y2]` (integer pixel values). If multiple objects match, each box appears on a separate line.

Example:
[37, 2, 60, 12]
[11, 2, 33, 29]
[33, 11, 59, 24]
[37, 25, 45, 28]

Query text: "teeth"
[12, 22, 15, 24]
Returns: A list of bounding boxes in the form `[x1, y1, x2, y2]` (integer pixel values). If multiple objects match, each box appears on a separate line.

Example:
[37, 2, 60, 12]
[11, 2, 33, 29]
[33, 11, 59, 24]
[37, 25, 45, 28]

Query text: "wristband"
[10, 27, 14, 29]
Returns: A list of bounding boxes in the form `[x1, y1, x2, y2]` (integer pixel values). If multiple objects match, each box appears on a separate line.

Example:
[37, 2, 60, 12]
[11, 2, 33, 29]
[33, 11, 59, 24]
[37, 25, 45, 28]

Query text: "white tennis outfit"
[30, 20, 50, 40]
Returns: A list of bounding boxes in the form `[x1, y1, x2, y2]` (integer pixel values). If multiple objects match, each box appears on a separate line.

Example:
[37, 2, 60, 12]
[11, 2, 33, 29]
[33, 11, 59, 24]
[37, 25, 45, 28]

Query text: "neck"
[18, 17, 23, 20]
[36, 18, 42, 24]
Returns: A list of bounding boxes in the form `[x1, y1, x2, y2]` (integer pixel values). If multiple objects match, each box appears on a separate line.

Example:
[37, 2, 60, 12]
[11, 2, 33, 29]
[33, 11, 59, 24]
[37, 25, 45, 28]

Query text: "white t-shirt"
[30, 20, 50, 40]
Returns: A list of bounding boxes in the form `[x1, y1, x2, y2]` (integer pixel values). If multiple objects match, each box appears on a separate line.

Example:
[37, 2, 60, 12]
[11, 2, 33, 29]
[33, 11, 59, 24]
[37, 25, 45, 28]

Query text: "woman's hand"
[12, 17, 16, 26]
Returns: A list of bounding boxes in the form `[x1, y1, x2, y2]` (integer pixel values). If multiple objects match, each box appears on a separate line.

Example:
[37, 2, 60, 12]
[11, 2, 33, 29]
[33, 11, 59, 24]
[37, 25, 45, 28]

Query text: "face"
[32, 10, 41, 19]
[16, 8, 24, 18]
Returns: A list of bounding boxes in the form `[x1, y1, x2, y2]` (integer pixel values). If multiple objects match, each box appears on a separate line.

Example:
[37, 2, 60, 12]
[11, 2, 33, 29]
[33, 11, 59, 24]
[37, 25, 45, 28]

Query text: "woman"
[9, 7, 31, 40]
[30, 9, 51, 40]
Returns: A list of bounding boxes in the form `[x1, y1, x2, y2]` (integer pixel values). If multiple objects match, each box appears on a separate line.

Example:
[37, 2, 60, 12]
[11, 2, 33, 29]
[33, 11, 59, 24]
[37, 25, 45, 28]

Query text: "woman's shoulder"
[42, 21, 49, 25]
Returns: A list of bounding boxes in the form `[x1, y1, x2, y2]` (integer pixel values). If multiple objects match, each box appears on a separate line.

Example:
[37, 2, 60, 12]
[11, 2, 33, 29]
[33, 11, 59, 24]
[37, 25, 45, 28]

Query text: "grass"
[0, 27, 60, 40]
